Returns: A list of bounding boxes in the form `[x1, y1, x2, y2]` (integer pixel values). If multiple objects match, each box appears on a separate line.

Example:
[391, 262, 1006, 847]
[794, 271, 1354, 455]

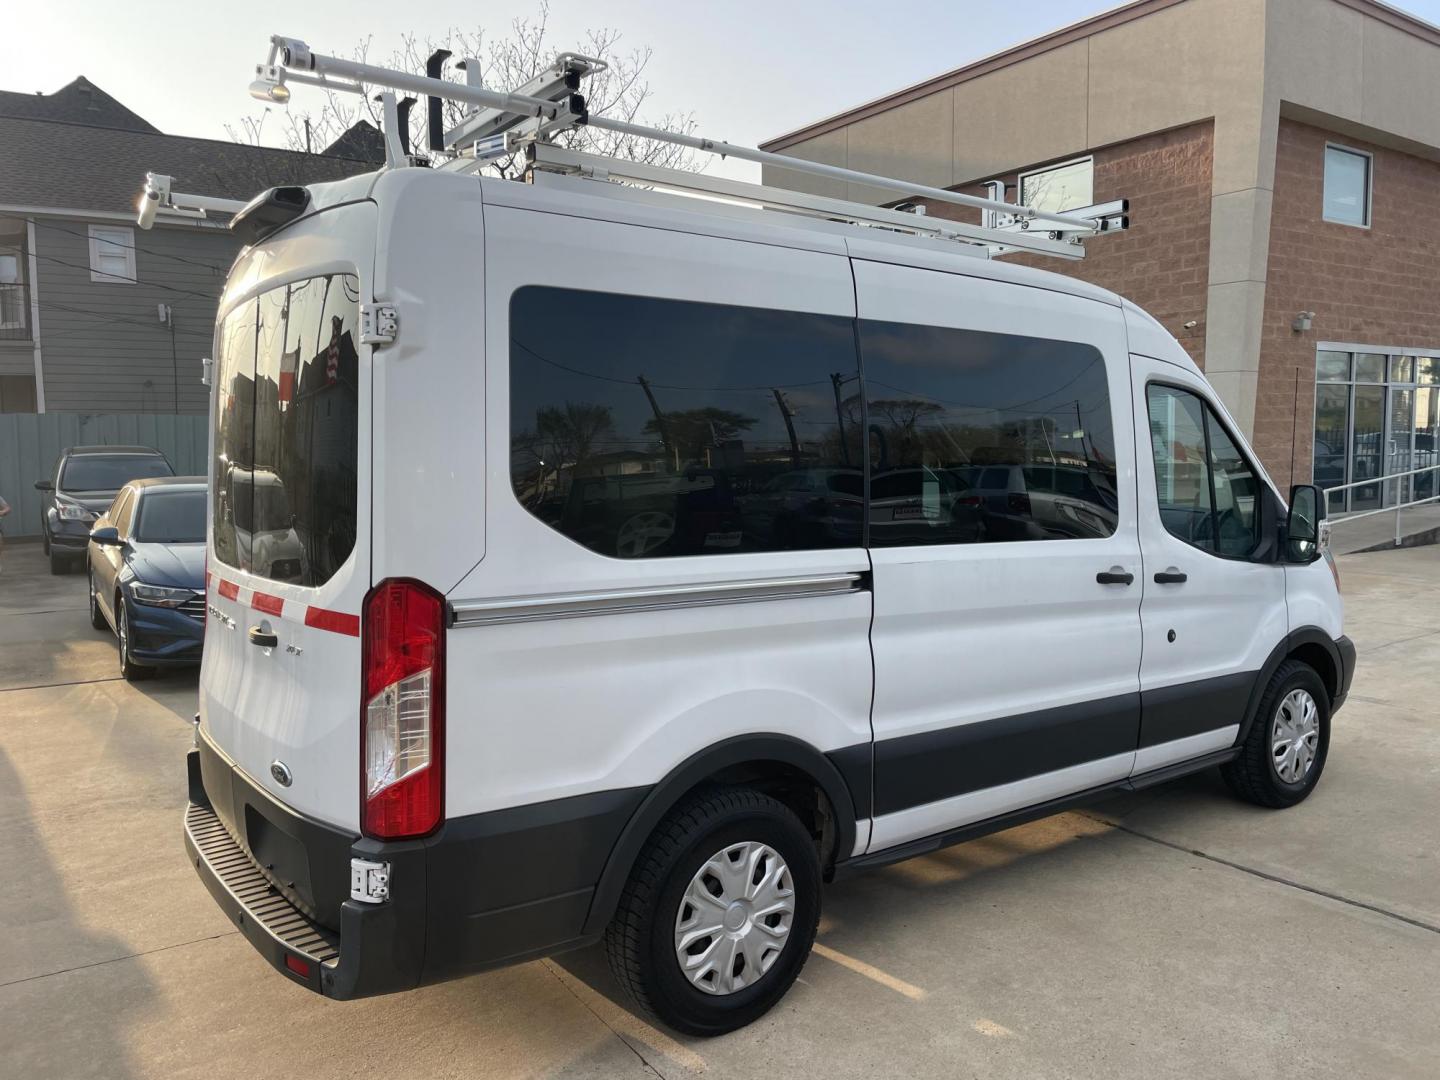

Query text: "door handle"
[1096, 568, 1135, 585]
[248, 626, 279, 649]
[1154, 569, 1189, 584]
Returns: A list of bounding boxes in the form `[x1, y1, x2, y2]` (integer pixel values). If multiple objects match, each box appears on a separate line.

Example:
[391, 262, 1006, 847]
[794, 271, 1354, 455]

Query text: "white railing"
[1324, 463, 1440, 546]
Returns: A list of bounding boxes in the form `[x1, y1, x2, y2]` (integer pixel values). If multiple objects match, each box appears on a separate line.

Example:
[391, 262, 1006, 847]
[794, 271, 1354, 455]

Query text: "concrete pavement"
[2, 540, 1438, 1079]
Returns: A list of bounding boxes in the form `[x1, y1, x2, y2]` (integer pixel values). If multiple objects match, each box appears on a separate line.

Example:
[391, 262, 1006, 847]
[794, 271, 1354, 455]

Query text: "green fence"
[0, 413, 208, 538]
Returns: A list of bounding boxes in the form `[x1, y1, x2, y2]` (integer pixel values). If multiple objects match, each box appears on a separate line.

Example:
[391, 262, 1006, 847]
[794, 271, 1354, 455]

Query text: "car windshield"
[135, 490, 206, 543]
[61, 455, 172, 492]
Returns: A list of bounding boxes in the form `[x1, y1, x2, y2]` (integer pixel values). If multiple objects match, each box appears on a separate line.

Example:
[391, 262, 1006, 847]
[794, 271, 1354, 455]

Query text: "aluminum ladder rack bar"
[528, 144, 1086, 259]
[255, 35, 1121, 241]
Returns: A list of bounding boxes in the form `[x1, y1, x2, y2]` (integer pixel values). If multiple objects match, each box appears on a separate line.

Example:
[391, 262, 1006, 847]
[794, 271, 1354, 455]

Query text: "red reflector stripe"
[305, 606, 360, 637]
[217, 579, 239, 601]
[284, 954, 311, 977]
[251, 591, 284, 616]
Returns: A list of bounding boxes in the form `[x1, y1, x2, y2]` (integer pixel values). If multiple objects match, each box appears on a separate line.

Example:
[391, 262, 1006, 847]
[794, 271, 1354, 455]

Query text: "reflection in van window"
[211, 275, 361, 585]
[509, 287, 863, 558]
[857, 320, 1119, 545]
[1147, 385, 1261, 558]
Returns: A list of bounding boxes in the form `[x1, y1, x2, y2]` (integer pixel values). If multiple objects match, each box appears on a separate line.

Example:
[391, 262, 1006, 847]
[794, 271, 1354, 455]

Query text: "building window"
[1313, 345, 1440, 514]
[0, 218, 25, 331]
[1322, 145, 1371, 228]
[1018, 157, 1094, 215]
[88, 224, 136, 283]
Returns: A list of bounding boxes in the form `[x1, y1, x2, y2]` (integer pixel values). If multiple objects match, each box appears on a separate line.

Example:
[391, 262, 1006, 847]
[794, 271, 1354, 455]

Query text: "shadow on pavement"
[0, 748, 152, 1080]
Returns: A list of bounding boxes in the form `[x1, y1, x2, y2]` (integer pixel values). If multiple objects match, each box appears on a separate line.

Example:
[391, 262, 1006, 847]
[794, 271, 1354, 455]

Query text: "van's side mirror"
[35, 479, 53, 492]
[89, 526, 122, 547]
[1286, 484, 1324, 563]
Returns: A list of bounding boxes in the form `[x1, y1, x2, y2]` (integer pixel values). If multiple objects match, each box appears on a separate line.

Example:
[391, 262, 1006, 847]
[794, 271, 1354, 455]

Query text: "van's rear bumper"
[184, 746, 426, 999]
[185, 732, 648, 999]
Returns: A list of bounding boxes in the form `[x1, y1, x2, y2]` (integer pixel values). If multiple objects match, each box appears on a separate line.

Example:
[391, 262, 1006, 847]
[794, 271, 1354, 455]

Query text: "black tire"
[42, 532, 51, 557]
[116, 598, 155, 682]
[88, 566, 108, 630]
[1222, 659, 1330, 808]
[604, 786, 821, 1036]
[49, 549, 70, 575]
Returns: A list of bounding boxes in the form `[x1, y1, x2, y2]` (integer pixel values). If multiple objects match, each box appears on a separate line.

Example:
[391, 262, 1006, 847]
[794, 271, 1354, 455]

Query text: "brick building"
[761, 0, 1440, 513]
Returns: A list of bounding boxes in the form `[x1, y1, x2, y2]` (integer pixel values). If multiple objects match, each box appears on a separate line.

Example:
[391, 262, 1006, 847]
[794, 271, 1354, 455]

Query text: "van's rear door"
[201, 201, 375, 833]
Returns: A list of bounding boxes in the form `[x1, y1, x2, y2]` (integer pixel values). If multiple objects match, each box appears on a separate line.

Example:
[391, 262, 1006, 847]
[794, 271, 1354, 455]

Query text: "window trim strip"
[449, 572, 868, 628]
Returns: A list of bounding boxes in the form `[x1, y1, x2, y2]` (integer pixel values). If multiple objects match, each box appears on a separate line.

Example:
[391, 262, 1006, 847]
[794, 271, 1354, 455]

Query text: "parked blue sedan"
[87, 477, 206, 680]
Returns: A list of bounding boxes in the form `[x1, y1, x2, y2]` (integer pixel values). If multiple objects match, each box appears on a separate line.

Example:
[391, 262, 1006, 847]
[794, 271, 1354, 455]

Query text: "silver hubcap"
[674, 841, 795, 996]
[1272, 689, 1320, 783]
[118, 605, 128, 664]
[616, 512, 675, 557]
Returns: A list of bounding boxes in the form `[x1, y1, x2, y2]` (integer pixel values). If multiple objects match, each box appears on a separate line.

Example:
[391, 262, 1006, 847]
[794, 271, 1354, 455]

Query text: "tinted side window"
[213, 300, 257, 572]
[1147, 384, 1261, 558]
[857, 320, 1119, 545]
[509, 287, 863, 558]
[212, 277, 360, 586]
[111, 489, 135, 535]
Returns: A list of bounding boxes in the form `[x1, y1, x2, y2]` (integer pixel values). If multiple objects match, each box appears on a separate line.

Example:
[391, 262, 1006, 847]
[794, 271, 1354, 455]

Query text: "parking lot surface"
[2, 540, 1438, 1079]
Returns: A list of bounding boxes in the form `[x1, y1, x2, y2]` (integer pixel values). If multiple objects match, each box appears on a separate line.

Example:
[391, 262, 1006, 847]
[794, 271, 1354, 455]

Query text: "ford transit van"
[184, 161, 1352, 1036]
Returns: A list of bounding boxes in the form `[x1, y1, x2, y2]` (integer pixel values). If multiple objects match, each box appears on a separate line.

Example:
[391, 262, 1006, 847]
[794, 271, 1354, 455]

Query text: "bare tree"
[228, 2, 696, 176]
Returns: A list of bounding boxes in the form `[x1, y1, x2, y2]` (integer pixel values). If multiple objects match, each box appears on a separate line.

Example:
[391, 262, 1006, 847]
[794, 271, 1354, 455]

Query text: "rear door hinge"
[360, 303, 399, 346]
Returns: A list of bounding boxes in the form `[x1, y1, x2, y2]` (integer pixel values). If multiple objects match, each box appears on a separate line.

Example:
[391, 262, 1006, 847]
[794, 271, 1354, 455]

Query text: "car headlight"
[129, 583, 198, 608]
[57, 501, 95, 521]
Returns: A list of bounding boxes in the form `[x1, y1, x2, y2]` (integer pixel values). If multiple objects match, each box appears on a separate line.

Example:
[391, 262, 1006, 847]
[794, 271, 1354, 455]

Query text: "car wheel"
[116, 598, 155, 682]
[49, 549, 70, 575]
[614, 511, 675, 558]
[1221, 659, 1330, 808]
[604, 786, 821, 1036]
[88, 566, 108, 630]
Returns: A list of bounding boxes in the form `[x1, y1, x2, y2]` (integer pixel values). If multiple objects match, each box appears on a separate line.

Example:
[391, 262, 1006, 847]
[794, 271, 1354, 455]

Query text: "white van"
[184, 159, 1352, 1036]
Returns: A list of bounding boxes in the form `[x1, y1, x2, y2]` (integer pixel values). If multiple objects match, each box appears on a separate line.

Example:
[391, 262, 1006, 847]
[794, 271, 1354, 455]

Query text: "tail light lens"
[362, 579, 445, 839]
[1007, 492, 1031, 515]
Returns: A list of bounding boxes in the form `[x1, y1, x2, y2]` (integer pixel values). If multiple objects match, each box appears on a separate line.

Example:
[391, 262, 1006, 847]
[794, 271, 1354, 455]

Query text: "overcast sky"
[6, 0, 1440, 182]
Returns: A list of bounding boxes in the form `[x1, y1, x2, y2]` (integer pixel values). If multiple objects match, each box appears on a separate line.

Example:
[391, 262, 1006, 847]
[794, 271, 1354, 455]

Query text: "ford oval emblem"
[270, 760, 293, 787]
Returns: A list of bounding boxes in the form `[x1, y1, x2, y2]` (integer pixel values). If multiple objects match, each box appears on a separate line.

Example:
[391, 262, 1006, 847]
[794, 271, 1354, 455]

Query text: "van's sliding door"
[447, 200, 875, 856]
[854, 258, 1143, 853]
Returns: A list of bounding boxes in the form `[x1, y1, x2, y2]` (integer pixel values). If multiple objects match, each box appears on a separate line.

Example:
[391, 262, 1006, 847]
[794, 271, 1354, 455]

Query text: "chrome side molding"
[450, 572, 867, 628]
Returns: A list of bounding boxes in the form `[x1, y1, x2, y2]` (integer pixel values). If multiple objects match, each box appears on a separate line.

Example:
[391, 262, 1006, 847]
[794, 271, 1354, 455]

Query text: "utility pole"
[158, 303, 179, 413]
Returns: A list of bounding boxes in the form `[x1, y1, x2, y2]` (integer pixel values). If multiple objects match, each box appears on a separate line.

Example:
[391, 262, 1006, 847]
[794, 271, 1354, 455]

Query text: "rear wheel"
[604, 787, 821, 1036]
[116, 598, 154, 682]
[1222, 659, 1329, 808]
[88, 566, 108, 629]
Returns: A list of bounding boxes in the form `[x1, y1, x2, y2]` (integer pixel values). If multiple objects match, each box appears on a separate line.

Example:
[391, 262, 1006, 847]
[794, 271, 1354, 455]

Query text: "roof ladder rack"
[144, 34, 1130, 259]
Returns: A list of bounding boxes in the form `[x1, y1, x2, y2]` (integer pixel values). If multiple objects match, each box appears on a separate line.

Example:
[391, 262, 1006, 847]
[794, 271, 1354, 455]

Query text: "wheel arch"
[1236, 627, 1342, 745]
[582, 734, 861, 938]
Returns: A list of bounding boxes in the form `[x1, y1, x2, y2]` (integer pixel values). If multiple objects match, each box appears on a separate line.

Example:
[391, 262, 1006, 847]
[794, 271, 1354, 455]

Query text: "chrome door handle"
[1096, 568, 1134, 585]
[248, 626, 279, 649]
[1154, 569, 1188, 584]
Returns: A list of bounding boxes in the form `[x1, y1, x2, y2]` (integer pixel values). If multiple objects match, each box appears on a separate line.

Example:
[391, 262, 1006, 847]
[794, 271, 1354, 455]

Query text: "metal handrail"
[1323, 462, 1440, 546]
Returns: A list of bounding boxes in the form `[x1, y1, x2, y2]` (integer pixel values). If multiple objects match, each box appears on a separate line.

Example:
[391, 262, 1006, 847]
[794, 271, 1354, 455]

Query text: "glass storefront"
[1315, 347, 1440, 513]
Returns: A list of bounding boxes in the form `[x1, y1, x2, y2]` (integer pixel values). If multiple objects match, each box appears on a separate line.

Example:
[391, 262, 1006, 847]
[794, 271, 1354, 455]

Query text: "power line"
[29, 219, 234, 276]
[27, 249, 223, 302]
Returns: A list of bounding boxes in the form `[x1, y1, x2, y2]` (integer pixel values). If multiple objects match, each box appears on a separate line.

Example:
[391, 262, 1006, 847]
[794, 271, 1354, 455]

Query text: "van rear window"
[212, 274, 360, 586]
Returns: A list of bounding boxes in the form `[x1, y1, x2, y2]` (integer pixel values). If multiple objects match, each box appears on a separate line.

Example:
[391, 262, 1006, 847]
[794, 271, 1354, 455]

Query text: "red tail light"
[361, 579, 445, 839]
[1007, 492, 1031, 515]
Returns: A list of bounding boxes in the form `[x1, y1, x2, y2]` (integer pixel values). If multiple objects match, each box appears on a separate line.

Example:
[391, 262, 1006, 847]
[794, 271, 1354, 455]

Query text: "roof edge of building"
[759, 0, 1440, 153]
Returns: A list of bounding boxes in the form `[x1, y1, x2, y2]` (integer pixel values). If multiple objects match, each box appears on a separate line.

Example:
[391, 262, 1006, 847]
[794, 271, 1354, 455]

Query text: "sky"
[5, 0, 1440, 183]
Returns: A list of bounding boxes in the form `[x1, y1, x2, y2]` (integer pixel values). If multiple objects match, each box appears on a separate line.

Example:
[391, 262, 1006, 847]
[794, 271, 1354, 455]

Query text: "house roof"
[0, 76, 158, 133]
[0, 114, 374, 216]
[322, 120, 388, 165]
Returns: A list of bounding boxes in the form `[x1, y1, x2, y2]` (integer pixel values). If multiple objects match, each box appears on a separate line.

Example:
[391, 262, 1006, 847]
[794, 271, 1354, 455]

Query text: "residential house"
[0, 76, 377, 414]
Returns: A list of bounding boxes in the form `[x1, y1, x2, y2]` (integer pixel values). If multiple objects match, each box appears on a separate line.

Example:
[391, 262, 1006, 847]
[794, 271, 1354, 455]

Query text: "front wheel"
[1222, 660, 1330, 807]
[116, 598, 154, 682]
[604, 787, 821, 1036]
[88, 566, 108, 629]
